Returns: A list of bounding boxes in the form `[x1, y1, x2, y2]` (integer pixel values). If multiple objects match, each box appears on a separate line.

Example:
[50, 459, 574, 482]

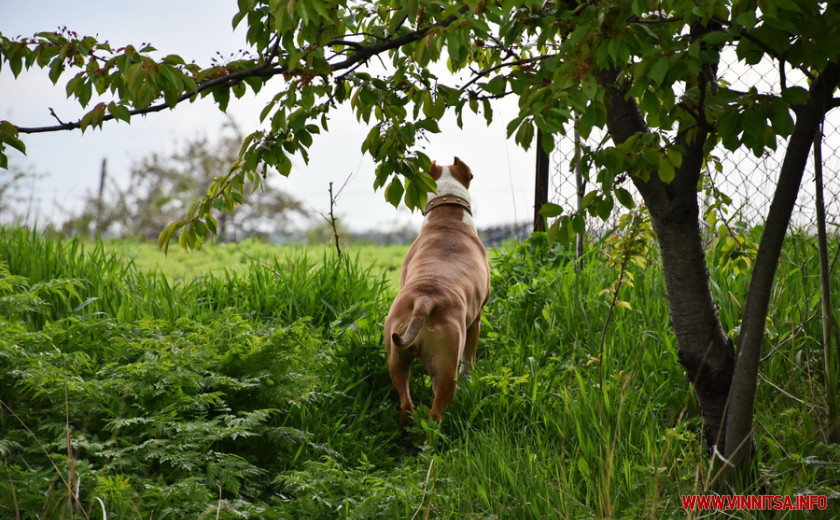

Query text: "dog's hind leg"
[429, 373, 457, 422]
[427, 336, 460, 421]
[388, 350, 415, 425]
[459, 314, 481, 381]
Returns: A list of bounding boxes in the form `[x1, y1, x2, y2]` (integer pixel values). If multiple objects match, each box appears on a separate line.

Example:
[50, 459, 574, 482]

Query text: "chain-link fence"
[548, 52, 840, 237]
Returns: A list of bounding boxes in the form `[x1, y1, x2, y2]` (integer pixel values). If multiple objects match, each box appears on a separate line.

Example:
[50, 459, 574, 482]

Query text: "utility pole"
[533, 130, 549, 232]
[94, 158, 106, 237]
[574, 115, 586, 269]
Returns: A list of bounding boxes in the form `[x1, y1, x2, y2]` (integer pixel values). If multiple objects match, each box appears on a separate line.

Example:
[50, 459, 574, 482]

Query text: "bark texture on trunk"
[647, 190, 734, 451]
[597, 67, 735, 454]
[632, 129, 734, 454]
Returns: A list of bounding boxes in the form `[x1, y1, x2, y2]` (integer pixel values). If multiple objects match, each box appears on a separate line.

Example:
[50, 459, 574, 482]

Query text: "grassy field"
[107, 238, 409, 289]
[1, 226, 838, 519]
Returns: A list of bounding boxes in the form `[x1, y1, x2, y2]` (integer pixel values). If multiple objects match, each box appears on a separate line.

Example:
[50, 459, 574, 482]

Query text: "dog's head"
[425, 157, 475, 226]
[430, 157, 473, 191]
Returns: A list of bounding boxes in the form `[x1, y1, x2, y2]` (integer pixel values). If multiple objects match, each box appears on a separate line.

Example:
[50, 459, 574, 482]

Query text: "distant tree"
[0, 165, 42, 225]
[0, 169, 27, 221]
[3, 1, 839, 483]
[64, 122, 306, 240]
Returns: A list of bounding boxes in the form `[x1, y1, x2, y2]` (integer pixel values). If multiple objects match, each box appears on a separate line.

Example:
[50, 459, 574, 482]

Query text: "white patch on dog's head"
[433, 167, 471, 202]
[425, 166, 475, 228]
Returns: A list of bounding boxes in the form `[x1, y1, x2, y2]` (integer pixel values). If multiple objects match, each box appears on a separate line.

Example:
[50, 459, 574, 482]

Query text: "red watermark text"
[681, 494, 827, 511]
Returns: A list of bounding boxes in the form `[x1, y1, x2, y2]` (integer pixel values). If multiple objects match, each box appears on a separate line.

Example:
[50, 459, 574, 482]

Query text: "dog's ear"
[453, 157, 473, 181]
[430, 161, 442, 179]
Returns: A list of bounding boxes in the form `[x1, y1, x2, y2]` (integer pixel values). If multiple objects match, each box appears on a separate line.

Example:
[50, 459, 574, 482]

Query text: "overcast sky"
[1, 1, 536, 233]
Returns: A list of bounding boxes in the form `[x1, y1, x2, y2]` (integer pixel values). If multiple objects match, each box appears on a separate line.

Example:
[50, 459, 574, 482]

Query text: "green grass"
[0, 226, 838, 519]
[108, 237, 408, 289]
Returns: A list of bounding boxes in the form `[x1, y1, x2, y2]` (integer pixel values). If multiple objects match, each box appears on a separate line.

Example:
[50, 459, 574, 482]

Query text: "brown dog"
[384, 157, 491, 423]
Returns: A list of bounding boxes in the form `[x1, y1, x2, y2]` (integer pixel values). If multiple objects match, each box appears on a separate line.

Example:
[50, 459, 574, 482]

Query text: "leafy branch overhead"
[2, 0, 839, 249]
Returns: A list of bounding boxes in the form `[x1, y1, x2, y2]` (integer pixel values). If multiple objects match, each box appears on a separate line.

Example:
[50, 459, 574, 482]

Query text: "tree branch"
[13, 8, 470, 135]
[328, 8, 466, 72]
[15, 60, 279, 134]
[712, 15, 816, 82]
[460, 55, 556, 91]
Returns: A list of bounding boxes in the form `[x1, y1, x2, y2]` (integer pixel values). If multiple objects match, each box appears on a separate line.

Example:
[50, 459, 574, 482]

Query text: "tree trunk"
[635, 137, 735, 456]
[597, 67, 735, 455]
[645, 189, 734, 452]
[814, 123, 840, 444]
[724, 62, 840, 476]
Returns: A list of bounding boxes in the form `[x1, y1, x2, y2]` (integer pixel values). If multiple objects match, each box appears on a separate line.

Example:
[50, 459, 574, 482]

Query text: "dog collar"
[423, 195, 473, 216]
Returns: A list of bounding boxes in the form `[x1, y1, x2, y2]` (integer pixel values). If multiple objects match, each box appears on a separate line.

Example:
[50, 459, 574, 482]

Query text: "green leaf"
[481, 99, 493, 125]
[666, 148, 683, 168]
[193, 219, 208, 238]
[162, 54, 186, 66]
[126, 62, 145, 96]
[648, 58, 670, 86]
[157, 221, 182, 254]
[136, 82, 156, 109]
[580, 73, 598, 98]
[415, 170, 437, 194]
[178, 226, 190, 250]
[571, 215, 586, 234]
[505, 116, 524, 138]
[90, 102, 106, 128]
[768, 101, 794, 136]
[206, 215, 218, 235]
[469, 97, 479, 113]
[48, 57, 63, 84]
[298, 129, 313, 148]
[232, 81, 247, 99]
[547, 215, 575, 246]
[514, 119, 534, 149]
[416, 118, 441, 133]
[433, 93, 446, 120]
[0, 122, 26, 154]
[422, 90, 434, 118]
[404, 175, 428, 210]
[384, 178, 405, 208]
[212, 86, 231, 112]
[77, 80, 93, 108]
[65, 73, 83, 98]
[538, 202, 564, 218]
[657, 156, 675, 183]
[581, 190, 597, 211]
[780, 86, 809, 105]
[540, 132, 554, 156]
[716, 110, 741, 151]
[639, 90, 660, 116]
[614, 187, 635, 209]
[596, 195, 613, 220]
[484, 75, 506, 96]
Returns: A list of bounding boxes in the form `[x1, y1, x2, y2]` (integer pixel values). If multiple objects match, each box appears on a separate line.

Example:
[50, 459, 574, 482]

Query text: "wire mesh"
[548, 53, 840, 237]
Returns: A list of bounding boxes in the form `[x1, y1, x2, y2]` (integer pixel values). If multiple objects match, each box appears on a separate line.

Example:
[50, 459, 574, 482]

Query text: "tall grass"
[1, 226, 838, 519]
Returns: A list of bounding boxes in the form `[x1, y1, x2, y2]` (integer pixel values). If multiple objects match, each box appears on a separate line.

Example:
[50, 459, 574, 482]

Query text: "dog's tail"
[391, 297, 433, 349]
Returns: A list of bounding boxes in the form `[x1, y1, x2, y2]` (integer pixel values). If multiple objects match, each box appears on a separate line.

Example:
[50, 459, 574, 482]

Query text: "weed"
[0, 227, 837, 518]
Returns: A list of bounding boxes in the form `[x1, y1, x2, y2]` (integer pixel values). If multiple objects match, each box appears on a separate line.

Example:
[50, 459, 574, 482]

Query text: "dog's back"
[384, 158, 490, 422]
